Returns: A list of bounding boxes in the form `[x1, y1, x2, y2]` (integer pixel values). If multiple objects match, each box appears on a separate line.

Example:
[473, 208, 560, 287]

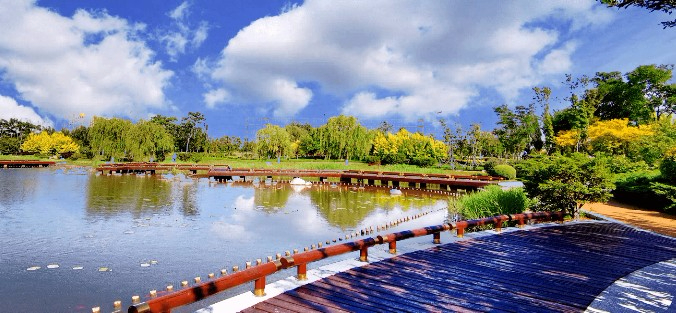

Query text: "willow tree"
[256, 124, 291, 159]
[318, 115, 372, 160]
[123, 120, 174, 161]
[89, 117, 132, 160]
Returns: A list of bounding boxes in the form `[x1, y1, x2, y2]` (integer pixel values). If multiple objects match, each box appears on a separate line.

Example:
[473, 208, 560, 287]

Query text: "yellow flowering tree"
[372, 129, 446, 165]
[554, 118, 653, 155]
[21, 131, 79, 157]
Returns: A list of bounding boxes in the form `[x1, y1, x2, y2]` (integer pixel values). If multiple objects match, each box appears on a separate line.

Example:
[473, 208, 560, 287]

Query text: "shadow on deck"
[241, 222, 676, 312]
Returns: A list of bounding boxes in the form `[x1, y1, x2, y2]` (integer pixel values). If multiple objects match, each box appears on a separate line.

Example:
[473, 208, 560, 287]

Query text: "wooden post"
[297, 263, 307, 280]
[359, 245, 368, 262]
[253, 276, 266, 297]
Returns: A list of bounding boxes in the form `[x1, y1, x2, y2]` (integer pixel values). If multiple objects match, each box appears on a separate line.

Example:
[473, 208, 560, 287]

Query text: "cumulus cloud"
[203, 88, 231, 108]
[0, 0, 173, 121]
[207, 0, 614, 120]
[161, 1, 209, 61]
[0, 94, 52, 126]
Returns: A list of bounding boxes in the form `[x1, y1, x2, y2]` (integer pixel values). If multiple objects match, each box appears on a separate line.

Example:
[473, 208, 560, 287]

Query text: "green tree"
[318, 115, 372, 160]
[519, 153, 614, 219]
[438, 118, 461, 168]
[256, 124, 291, 159]
[123, 120, 174, 161]
[600, 0, 676, 28]
[627, 64, 675, 122]
[177, 112, 206, 152]
[89, 117, 132, 160]
[493, 104, 541, 158]
[533, 87, 555, 153]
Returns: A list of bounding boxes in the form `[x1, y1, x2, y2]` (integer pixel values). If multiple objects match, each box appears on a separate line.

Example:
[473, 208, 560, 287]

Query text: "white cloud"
[203, 88, 231, 108]
[0, 0, 173, 121]
[0, 94, 52, 127]
[161, 1, 209, 61]
[208, 0, 614, 120]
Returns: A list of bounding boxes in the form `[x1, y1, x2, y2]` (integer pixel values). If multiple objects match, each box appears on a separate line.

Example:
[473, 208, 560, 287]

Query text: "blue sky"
[0, 0, 674, 139]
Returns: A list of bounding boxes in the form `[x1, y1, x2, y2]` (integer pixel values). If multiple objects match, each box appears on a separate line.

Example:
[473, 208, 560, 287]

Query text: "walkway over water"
[0, 160, 55, 168]
[240, 222, 676, 312]
[96, 162, 500, 191]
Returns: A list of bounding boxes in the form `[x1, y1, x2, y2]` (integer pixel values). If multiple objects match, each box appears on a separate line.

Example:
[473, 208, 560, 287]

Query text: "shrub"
[482, 157, 500, 173]
[409, 156, 436, 167]
[613, 170, 672, 212]
[176, 152, 191, 162]
[190, 153, 203, 163]
[489, 164, 516, 179]
[659, 148, 676, 183]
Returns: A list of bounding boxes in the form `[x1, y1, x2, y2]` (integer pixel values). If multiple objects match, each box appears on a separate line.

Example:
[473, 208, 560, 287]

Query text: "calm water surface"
[0, 167, 450, 312]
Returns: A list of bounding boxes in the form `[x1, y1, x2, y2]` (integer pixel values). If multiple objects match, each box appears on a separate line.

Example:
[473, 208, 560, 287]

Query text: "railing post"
[359, 245, 368, 262]
[297, 263, 307, 280]
[433, 232, 441, 244]
[389, 241, 396, 254]
[457, 227, 465, 238]
[253, 276, 266, 297]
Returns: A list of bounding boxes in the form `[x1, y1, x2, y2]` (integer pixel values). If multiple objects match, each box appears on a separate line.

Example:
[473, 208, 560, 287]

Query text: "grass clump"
[452, 185, 533, 220]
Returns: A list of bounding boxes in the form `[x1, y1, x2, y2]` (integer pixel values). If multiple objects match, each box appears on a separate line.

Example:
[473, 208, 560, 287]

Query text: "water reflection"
[86, 174, 174, 218]
[0, 169, 451, 313]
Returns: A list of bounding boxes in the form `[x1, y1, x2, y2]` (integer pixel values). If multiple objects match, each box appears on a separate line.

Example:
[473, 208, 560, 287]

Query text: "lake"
[0, 167, 451, 312]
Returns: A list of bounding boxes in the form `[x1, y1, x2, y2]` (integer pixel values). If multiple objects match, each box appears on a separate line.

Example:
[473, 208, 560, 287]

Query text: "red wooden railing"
[123, 211, 564, 313]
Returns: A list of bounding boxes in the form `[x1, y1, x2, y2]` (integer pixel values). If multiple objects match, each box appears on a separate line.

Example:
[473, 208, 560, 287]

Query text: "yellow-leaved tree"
[372, 129, 446, 165]
[555, 118, 653, 155]
[21, 131, 79, 157]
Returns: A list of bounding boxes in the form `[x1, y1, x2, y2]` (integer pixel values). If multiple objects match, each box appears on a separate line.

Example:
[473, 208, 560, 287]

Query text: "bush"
[453, 185, 532, 219]
[176, 152, 191, 162]
[190, 153, 203, 163]
[482, 157, 500, 173]
[409, 156, 436, 167]
[489, 164, 516, 179]
[605, 155, 648, 174]
[380, 153, 407, 165]
[659, 149, 676, 183]
[613, 170, 671, 212]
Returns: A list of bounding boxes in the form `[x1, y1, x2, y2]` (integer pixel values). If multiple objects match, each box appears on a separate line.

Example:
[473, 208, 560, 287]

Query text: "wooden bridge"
[120, 212, 676, 313]
[0, 160, 55, 168]
[94, 163, 501, 191]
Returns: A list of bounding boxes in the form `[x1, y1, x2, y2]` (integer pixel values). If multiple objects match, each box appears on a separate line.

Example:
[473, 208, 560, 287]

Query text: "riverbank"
[583, 201, 676, 237]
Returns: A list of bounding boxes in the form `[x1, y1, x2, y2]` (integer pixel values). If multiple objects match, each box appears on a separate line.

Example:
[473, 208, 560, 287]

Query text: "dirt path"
[583, 201, 676, 237]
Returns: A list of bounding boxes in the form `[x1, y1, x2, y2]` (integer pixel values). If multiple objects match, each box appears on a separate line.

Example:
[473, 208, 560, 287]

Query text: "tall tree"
[89, 117, 132, 160]
[438, 118, 461, 168]
[627, 64, 676, 122]
[178, 112, 206, 152]
[492, 104, 541, 158]
[318, 115, 371, 160]
[123, 120, 174, 161]
[533, 87, 555, 153]
[256, 124, 291, 159]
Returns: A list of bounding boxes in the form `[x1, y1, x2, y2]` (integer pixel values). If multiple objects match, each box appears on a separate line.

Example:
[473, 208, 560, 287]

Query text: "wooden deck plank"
[242, 222, 676, 312]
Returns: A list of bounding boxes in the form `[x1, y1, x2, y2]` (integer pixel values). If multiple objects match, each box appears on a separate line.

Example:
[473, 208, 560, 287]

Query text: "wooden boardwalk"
[241, 222, 676, 312]
[0, 160, 55, 168]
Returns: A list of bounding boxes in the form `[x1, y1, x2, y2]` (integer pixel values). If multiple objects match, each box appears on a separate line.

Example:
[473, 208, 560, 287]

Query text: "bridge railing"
[125, 211, 564, 313]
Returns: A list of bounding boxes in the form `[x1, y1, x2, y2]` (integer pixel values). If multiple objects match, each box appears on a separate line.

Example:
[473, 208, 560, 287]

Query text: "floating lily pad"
[98, 267, 110, 272]
[26, 266, 41, 271]
[47, 264, 59, 269]
[72, 266, 84, 270]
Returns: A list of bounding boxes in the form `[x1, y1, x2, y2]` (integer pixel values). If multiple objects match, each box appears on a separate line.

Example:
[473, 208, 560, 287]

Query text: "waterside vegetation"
[1, 64, 675, 215]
